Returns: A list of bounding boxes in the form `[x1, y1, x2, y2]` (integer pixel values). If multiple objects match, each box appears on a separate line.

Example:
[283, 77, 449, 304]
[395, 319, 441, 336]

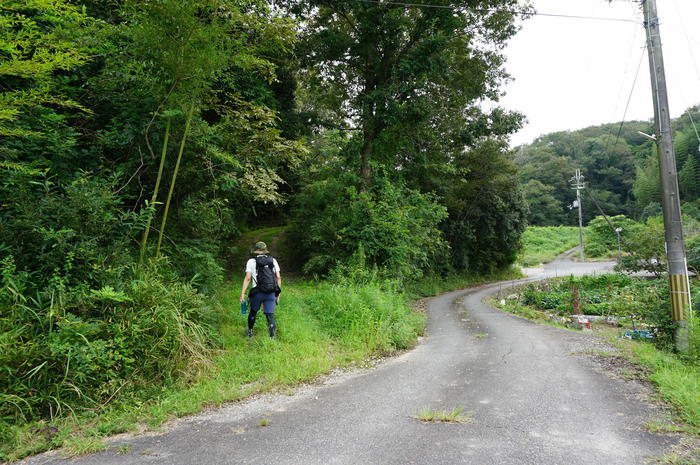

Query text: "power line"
[613, 44, 647, 145]
[336, 0, 641, 24]
[599, 43, 647, 158]
[601, 26, 641, 153]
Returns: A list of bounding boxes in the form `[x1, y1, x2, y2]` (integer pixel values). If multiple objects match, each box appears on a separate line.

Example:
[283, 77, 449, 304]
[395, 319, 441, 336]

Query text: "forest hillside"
[516, 106, 700, 225]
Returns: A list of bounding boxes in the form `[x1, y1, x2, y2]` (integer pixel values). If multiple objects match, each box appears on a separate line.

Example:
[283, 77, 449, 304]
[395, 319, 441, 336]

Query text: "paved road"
[21, 255, 677, 464]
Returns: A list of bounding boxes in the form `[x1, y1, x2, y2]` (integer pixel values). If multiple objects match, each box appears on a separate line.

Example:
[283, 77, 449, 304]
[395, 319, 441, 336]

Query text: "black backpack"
[254, 255, 277, 294]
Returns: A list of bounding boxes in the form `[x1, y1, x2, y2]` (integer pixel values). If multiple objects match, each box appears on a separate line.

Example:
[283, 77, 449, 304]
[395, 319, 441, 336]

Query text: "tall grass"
[0, 278, 425, 461]
[518, 226, 580, 266]
[618, 339, 700, 431]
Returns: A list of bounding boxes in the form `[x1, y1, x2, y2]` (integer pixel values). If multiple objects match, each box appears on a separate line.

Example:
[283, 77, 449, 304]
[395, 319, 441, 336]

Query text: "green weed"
[616, 339, 700, 430]
[645, 417, 694, 434]
[62, 435, 109, 457]
[407, 266, 523, 299]
[416, 407, 473, 424]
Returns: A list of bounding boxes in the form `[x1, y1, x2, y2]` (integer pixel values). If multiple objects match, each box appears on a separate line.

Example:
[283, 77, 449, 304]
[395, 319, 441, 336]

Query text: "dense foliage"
[584, 214, 639, 258]
[290, 174, 448, 279]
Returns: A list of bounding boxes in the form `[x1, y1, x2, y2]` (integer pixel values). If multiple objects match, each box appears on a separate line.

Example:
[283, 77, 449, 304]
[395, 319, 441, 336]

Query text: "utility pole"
[570, 169, 585, 262]
[642, 0, 692, 353]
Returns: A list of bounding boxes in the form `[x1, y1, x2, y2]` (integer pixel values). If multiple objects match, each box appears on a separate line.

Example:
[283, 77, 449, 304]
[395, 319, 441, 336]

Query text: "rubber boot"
[265, 313, 276, 339]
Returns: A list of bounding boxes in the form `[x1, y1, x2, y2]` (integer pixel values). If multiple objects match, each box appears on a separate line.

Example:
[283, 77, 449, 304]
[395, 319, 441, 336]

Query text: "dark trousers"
[248, 291, 277, 337]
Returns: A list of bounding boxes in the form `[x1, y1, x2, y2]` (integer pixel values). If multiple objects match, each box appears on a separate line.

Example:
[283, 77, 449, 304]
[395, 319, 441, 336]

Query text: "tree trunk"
[359, 89, 376, 190]
[359, 134, 373, 190]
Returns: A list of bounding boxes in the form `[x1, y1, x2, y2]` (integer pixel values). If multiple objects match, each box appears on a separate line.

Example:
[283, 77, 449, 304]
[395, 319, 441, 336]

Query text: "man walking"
[240, 241, 281, 338]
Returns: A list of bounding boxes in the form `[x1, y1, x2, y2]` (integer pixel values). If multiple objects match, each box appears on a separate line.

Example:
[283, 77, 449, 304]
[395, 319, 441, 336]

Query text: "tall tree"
[287, 0, 529, 188]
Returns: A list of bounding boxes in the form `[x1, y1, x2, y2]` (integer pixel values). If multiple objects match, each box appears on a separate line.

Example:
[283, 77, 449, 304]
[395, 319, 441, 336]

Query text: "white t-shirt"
[245, 256, 280, 287]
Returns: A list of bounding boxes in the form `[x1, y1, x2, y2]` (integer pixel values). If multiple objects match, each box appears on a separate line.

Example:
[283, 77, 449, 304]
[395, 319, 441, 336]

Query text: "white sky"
[501, 0, 700, 147]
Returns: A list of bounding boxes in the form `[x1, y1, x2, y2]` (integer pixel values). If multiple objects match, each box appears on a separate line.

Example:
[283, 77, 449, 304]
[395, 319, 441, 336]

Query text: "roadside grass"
[518, 226, 580, 267]
[493, 296, 561, 327]
[610, 337, 700, 433]
[416, 407, 473, 424]
[406, 266, 523, 299]
[3, 266, 515, 462]
[646, 417, 695, 435]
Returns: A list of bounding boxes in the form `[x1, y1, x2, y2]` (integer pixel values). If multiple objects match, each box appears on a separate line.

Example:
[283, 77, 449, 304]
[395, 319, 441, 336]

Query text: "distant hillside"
[516, 105, 700, 225]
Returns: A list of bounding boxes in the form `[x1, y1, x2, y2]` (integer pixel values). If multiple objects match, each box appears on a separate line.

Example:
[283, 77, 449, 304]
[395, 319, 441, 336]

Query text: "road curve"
[20, 256, 677, 465]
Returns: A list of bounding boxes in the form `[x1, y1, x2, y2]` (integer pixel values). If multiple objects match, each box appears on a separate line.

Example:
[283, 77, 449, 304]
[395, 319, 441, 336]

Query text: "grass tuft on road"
[416, 407, 473, 424]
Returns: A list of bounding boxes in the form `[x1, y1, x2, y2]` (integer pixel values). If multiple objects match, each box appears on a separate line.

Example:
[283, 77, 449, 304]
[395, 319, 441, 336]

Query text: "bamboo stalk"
[139, 117, 171, 265]
[156, 102, 195, 258]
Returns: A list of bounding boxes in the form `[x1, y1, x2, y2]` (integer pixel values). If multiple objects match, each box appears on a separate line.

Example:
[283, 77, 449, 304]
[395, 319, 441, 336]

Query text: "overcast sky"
[501, 0, 700, 147]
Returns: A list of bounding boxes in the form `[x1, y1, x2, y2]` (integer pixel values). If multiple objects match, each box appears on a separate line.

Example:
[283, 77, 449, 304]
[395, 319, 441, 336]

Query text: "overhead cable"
[613, 44, 648, 146]
[335, 0, 641, 24]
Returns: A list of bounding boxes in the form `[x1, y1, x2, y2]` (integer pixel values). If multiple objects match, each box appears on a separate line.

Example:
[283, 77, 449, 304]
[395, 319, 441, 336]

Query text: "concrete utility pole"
[570, 169, 585, 261]
[642, 0, 692, 353]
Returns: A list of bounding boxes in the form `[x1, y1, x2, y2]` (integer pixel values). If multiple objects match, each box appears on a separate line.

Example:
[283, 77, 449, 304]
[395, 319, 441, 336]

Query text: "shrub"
[301, 281, 424, 353]
[0, 173, 144, 293]
[522, 285, 569, 311]
[290, 174, 448, 280]
[586, 215, 640, 258]
[0, 260, 214, 428]
[616, 216, 666, 276]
